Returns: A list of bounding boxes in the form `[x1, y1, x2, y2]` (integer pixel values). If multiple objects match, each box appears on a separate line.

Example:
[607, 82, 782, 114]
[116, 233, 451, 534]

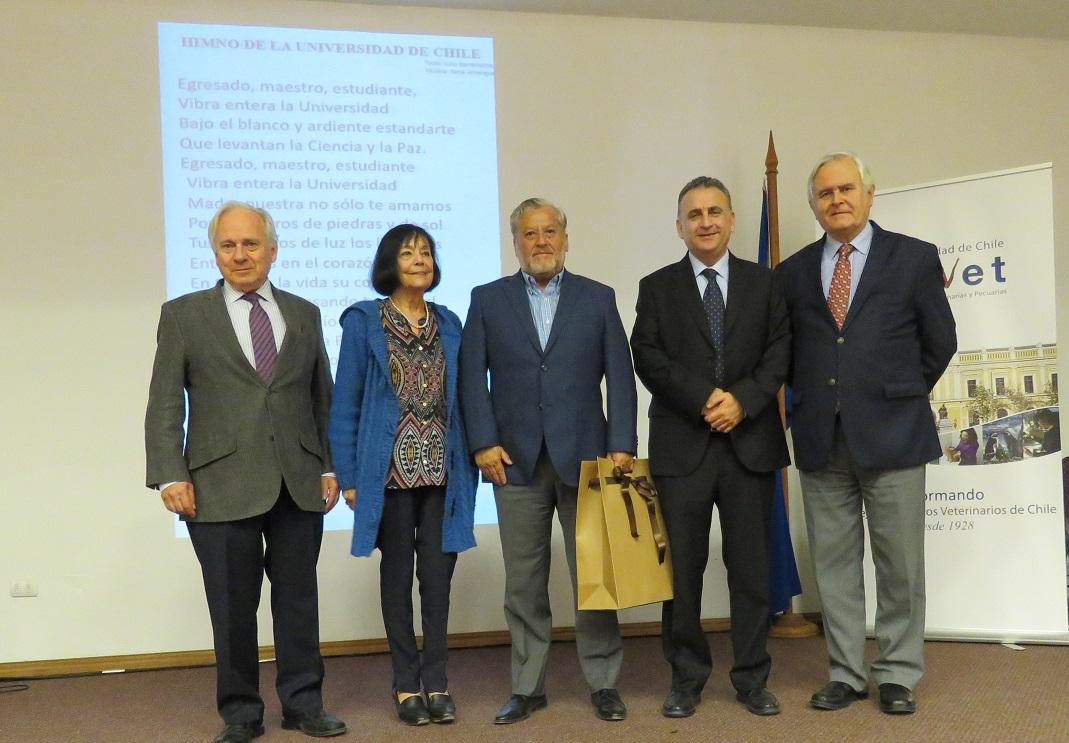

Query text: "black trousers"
[377, 486, 457, 693]
[657, 434, 774, 695]
[187, 484, 325, 724]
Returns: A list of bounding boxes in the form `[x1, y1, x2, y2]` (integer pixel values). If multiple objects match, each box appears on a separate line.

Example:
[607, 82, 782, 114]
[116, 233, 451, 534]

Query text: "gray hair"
[509, 197, 567, 237]
[208, 201, 278, 247]
[807, 152, 874, 205]
[677, 176, 732, 211]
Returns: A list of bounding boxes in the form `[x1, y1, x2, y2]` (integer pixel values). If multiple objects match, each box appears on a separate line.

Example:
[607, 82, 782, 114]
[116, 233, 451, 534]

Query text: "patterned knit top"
[380, 299, 447, 489]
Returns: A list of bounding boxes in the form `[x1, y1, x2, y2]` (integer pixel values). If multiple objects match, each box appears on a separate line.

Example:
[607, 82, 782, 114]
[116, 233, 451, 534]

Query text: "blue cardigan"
[329, 300, 477, 556]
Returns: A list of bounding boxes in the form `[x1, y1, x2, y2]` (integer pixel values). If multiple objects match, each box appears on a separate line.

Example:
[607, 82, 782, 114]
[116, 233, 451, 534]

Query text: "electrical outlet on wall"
[10, 581, 39, 598]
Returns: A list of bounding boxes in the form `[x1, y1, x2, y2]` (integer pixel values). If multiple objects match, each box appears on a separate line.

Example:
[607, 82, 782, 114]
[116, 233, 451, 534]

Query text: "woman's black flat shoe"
[395, 693, 430, 726]
[427, 693, 456, 724]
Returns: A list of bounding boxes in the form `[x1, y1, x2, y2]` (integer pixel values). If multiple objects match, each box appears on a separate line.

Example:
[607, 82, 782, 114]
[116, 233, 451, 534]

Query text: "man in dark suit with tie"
[630, 177, 790, 719]
[776, 153, 956, 715]
[459, 197, 638, 725]
[145, 202, 346, 743]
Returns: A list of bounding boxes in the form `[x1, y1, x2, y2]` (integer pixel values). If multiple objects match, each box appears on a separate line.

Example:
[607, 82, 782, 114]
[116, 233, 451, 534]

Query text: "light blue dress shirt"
[522, 270, 563, 350]
[820, 220, 874, 303]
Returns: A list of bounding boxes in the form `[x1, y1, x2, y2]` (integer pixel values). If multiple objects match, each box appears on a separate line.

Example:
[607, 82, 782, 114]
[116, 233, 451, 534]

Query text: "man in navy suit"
[459, 197, 638, 724]
[776, 153, 956, 715]
[631, 177, 790, 719]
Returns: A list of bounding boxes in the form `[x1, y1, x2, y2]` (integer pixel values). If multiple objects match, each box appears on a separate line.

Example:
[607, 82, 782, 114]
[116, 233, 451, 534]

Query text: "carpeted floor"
[2, 633, 1067, 742]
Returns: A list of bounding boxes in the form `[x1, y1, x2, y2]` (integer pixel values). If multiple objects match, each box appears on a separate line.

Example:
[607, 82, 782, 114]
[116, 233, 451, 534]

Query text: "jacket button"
[541, 364, 548, 371]
[537, 404, 543, 410]
[836, 336, 845, 344]
[828, 378, 837, 386]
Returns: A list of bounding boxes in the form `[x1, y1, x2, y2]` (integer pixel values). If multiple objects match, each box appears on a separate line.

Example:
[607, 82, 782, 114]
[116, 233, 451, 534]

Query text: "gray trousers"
[800, 421, 926, 691]
[494, 449, 623, 696]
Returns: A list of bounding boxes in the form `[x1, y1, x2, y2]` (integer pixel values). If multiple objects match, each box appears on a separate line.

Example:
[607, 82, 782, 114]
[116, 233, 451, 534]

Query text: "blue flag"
[759, 184, 803, 615]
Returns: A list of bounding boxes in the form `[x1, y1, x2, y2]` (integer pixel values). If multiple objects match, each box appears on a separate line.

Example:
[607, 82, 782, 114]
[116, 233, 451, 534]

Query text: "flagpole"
[766, 131, 819, 639]
[765, 131, 781, 266]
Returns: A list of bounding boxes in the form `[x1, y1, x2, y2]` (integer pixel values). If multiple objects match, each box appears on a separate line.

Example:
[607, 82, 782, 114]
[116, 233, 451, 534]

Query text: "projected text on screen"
[159, 22, 501, 532]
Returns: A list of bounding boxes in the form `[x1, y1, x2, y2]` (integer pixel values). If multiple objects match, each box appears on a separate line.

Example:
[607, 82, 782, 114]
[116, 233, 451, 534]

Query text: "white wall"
[2, 0, 1067, 663]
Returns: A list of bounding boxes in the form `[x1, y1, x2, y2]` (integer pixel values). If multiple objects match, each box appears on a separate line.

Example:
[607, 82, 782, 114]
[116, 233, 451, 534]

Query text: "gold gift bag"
[576, 458, 673, 610]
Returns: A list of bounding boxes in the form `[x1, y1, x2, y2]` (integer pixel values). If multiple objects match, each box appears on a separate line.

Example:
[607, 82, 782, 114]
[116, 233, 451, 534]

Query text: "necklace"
[389, 296, 429, 329]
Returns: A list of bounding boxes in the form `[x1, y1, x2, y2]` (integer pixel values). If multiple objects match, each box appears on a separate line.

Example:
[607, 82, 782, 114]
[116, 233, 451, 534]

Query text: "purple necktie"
[242, 292, 277, 383]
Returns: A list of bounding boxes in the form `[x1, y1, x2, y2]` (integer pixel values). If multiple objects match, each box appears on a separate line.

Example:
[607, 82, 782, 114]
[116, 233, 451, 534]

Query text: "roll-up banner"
[868, 164, 1065, 641]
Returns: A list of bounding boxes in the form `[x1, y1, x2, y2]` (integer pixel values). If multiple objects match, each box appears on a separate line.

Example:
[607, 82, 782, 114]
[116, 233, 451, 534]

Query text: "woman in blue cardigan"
[329, 225, 477, 726]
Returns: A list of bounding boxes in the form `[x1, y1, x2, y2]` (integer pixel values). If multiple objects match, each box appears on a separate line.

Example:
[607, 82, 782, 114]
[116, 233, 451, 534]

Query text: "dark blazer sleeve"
[601, 286, 639, 454]
[631, 274, 714, 421]
[458, 286, 500, 453]
[309, 303, 334, 473]
[727, 270, 790, 419]
[145, 302, 191, 488]
[914, 244, 957, 389]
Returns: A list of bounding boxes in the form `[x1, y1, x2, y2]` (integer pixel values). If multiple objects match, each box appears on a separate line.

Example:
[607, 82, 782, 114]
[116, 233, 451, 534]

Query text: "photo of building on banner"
[872, 164, 1067, 640]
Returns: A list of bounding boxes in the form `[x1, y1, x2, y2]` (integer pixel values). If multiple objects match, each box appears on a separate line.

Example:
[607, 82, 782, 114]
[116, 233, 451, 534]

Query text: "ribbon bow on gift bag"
[576, 458, 674, 610]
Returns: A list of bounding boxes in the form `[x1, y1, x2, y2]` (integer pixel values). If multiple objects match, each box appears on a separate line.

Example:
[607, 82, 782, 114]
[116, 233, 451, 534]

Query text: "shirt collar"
[823, 220, 874, 259]
[521, 269, 564, 295]
[688, 250, 731, 280]
[223, 279, 275, 305]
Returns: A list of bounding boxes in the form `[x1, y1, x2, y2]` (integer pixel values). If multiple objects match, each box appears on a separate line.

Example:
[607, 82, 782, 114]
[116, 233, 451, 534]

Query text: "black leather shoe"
[493, 693, 548, 724]
[591, 688, 627, 721]
[427, 692, 456, 724]
[810, 681, 868, 710]
[736, 687, 780, 716]
[281, 709, 347, 737]
[394, 694, 431, 726]
[878, 683, 916, 714]
[661, 689, 699, 718]
[211, 721, 264, 743]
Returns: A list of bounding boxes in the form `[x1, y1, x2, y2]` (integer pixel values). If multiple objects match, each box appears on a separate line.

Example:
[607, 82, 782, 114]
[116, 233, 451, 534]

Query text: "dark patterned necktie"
[827, 243, 855, 330]
[242, 292, 277, 383]
[701, 268, 726, 386]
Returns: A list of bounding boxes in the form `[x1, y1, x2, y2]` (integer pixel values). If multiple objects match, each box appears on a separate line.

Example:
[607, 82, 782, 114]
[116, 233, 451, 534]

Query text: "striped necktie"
[242, 292, 277, 383]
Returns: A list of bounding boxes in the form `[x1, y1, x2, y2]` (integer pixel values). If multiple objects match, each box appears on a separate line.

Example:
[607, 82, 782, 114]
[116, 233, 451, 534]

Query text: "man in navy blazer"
[776, 153, 956, 715]
[631, 177, 790, 719]
[459, 197, 638, 724]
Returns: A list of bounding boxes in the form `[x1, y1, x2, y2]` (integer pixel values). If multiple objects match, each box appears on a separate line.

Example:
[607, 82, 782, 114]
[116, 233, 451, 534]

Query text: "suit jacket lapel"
[841, 222, 887, 332]
[799, 239, 835, 328]
[505, 271, 545, 356]
[724, 253, 743, 342]
[203, 281, 260, 381]
[674, 256, 716, 349]
[542, 270, 576, 357]
[273, 286, 301, 382]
